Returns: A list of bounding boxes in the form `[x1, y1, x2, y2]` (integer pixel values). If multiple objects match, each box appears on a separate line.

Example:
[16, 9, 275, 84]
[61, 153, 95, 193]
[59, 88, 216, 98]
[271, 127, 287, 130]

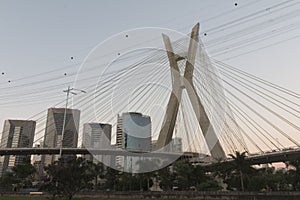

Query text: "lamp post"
[59, 86, 86, 158]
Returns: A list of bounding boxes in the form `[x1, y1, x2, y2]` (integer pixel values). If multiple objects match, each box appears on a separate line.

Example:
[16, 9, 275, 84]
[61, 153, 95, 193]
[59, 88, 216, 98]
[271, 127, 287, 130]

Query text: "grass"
[0, 197, 183, 200]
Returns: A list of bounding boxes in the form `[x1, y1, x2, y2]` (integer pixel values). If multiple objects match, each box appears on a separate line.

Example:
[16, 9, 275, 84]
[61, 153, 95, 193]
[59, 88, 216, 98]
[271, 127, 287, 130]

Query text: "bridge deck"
[0, 148, 198, 158]
[0, 147, 300, 165]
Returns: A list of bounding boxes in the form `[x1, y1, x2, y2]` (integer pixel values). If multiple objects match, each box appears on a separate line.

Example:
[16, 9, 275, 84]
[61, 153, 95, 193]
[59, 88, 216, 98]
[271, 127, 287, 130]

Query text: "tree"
[197, 179, 221, 191]
[88, 161, 105, 190]
[228, 151, 252, 191]
[0, 157, 36, 191]
[118, 172, 141, 191]
[287, 157, 300, 191]
[159, 160, 220, 191]
[12, 157, 36, 188]
[42, 156, 95, 200]
[0, 171, 15, 191]
[247, 167, 290, 191]
[157, 165, 174, 191]
[136, 158, 160, 191]
[172, 160, 194, 190]
[103, 167, 120, 191]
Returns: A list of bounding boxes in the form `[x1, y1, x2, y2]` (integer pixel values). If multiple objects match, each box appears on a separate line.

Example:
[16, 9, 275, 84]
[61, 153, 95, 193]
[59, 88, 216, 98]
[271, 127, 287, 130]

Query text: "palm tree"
[228, 151, 248, 191]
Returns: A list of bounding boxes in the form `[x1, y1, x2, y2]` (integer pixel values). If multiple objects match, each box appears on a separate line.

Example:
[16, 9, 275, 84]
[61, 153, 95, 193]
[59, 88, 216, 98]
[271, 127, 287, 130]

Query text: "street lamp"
[59, 86, 86, 158]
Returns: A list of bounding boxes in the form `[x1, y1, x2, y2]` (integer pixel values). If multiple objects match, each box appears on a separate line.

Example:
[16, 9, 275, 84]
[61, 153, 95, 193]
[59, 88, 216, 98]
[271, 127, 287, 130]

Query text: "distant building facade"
[151, 140, 157, 151]
[0, 120, 36, 176]
[115, 112, 151, 171]
[168, 137, 182, 153]
[32, 141, 44, 183]
[42, 108, 80, 166]
[32, 141, 43, 164]
[82, 123, 112, 163]
[152, 137, 182, 152]
[116, 112, 151, 152]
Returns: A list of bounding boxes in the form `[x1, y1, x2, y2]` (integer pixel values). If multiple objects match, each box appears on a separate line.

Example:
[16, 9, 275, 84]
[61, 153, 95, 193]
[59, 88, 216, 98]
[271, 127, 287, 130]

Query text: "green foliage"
[172, 161, 194, 190]
[157, 160, 220, 191]
[87, 161, 105, 190]
[287, 157, 300, 191]
[0, 171, 15, 191]
[7, 154, 300, 196]
[0, 157, 36, 191]
[0, 197, 194, 200]
[103, 167, 119, 191]
[157, 165, 174, 190]
[197, 179, 221, 191]
[116, 172, 148, 191]
[220, 153, 296, 192]
[227, 151, 253, 191]
[42, 156, 96, 200]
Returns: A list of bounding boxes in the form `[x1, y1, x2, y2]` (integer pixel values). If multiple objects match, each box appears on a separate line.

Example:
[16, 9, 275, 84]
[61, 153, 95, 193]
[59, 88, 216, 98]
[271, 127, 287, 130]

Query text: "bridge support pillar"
[156, 23, 226, 160]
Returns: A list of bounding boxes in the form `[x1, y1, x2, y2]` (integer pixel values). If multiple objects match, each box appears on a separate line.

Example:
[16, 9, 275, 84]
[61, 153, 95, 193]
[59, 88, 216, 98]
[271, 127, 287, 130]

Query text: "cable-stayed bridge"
[1, 147, 300, 166]
[1, 0, 300, 167]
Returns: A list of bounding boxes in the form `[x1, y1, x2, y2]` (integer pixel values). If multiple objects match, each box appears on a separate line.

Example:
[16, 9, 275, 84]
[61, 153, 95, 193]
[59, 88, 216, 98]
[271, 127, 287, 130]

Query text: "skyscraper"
[116, 112, 151, 171]
[42, 108, 80, 166]
[82, 123, 112, 163]
[116, 112, 151, 152]
[0, 120, 36, 176]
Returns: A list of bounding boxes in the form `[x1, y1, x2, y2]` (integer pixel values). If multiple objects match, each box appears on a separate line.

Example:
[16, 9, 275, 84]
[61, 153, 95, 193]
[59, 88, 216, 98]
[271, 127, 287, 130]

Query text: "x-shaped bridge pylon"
[156, 23, 226, 159]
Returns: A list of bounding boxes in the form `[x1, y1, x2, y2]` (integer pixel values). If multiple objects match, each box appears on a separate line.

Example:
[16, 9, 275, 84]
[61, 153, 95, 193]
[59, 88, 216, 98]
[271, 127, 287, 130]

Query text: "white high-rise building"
[82, 123, 111, 163]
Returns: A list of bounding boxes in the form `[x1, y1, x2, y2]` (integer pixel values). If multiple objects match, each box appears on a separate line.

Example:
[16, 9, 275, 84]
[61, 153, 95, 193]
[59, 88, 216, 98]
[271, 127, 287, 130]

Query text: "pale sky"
[1, 0, 300, 154]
